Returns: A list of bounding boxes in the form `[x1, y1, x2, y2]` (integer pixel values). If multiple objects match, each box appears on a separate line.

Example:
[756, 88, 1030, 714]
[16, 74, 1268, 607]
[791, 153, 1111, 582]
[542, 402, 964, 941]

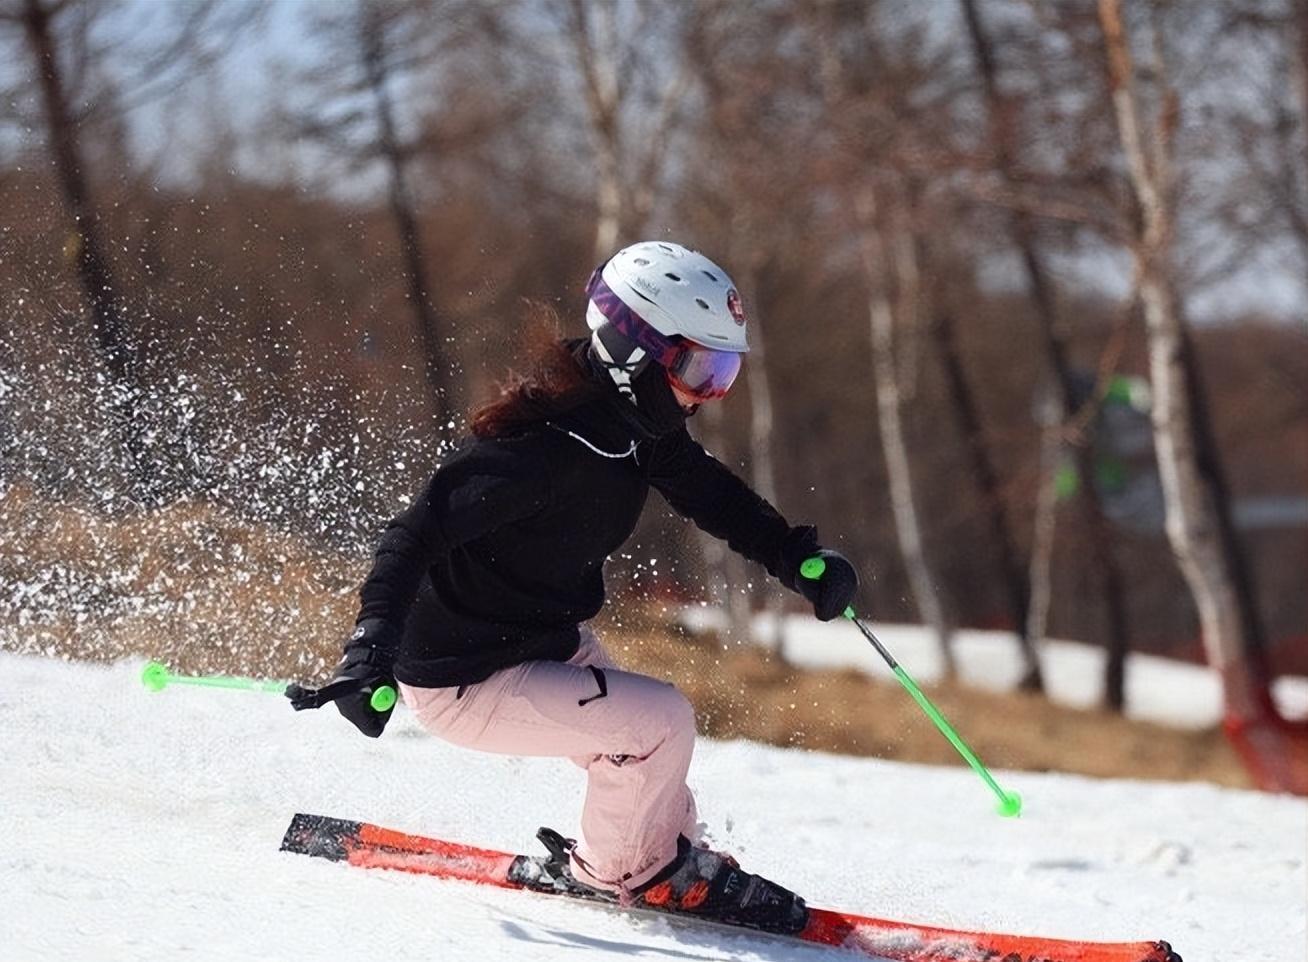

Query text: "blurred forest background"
[1, 0, 1305, 791]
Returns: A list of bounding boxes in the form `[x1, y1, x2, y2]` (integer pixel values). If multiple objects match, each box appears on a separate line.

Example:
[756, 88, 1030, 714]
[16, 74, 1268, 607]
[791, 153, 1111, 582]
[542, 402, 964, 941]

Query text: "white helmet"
[585, 241, 749, 403]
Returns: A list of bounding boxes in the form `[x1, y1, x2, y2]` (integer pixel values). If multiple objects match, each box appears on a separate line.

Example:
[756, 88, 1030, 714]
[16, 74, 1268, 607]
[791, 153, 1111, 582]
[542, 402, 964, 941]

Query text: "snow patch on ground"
[2, 652, 1304, 962]
[678, 609, 1308, 729]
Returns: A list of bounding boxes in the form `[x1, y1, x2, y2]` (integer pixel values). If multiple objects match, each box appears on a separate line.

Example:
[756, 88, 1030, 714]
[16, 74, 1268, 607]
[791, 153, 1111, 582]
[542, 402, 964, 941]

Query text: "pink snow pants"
[398, 625, 698, 893]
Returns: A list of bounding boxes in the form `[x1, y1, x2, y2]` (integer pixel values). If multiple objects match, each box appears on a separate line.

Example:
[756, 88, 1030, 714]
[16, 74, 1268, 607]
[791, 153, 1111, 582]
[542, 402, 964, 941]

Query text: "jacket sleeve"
[645, 429, 817, 587]
[355, 442, 551, 647]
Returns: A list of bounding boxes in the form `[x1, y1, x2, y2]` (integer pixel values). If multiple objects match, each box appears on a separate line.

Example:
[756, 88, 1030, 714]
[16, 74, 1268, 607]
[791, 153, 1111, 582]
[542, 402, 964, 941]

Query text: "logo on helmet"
[727, 289, 746, 326]
[633, 275, 662, 298]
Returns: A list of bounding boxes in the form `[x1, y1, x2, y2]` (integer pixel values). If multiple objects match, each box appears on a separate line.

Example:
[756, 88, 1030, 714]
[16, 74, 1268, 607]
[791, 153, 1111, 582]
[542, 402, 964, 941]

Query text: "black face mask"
[580, 341, 689, 439]
[630, 362, 692, 435]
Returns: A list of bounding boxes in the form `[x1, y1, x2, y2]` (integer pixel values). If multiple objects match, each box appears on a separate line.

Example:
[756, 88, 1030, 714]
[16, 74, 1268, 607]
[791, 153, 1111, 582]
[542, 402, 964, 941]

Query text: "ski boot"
[629, 834, 809, 935]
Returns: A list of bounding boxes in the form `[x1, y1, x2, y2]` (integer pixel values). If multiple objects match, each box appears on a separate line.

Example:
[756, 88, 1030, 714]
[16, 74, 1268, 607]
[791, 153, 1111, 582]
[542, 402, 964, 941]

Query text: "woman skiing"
[313, 241, 858, 933]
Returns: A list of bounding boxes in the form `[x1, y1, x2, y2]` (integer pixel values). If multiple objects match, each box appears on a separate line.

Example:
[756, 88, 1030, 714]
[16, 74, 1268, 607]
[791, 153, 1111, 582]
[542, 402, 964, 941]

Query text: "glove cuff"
[346, 618, 400, 657]
[777, 525, 820, 592]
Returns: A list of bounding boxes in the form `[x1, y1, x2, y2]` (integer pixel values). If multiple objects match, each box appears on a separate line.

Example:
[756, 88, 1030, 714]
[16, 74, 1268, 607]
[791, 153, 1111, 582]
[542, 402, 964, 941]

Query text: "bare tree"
[1214, 0, 1308, 323]
[958, 0, 1142, 702]
[12, 0, 134, 386]
[677, 3, 792, 650]
[1099, 0, 1306, 792]
[735, 247, 789, 651]
[802, 0, 960, 673]
[287, 0, 464, 434]
[693, 399, 755, 642]
[1, 0, 253, 501]
[549, 0, 691, 260]
[857, 185, 959, 677]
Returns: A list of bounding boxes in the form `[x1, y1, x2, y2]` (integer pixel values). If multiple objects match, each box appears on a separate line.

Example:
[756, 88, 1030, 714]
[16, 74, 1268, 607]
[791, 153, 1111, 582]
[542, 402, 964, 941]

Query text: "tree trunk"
[696, 401, 753, 643]
[961, 0, 1130, 708]
[1288, 0, 1308, 323]
[740, 264, 788, 657]
[21, 0, 156, 500]
[361, 5, 454, 434]
[857, 187, 957, 677]
[934, 305, 1043, 690]
[565, 0, 624, 261]
[1297, 0, 1308, 180]
[1026, 389, 1061, 658]
[1099, 0, 1306, 792]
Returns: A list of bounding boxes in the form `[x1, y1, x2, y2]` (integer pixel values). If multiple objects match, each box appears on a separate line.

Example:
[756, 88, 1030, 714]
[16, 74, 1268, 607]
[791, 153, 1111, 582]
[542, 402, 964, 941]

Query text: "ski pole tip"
[997, 790, 1023, 818]
[141, 661, 170, 692]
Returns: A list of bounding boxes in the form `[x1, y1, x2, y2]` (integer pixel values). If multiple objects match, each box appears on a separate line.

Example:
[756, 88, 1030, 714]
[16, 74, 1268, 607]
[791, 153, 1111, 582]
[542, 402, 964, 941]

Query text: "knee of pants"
[638, 684, 697, 756]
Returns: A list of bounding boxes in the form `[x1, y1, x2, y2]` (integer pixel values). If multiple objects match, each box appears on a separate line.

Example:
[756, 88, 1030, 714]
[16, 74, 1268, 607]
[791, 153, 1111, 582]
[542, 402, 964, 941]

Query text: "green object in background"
[1103, 374, 1134, 406]
[1095, 458, 1128, 494]
[1053, 463, 1080, 500]
[1052, 457, 1129, 500]
[140, 660, 397, 714]
[800, 557, 1023, 819]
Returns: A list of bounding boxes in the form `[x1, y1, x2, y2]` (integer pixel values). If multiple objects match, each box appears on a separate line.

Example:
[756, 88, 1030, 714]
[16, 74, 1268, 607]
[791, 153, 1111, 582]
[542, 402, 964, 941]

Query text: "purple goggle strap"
[585, 269, 683, 367]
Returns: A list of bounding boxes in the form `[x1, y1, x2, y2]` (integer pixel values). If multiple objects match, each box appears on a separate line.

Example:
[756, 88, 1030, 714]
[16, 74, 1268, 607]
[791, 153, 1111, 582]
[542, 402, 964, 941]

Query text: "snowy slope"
[679, 609, 1308, 729]
[2, 652, 1304, 962]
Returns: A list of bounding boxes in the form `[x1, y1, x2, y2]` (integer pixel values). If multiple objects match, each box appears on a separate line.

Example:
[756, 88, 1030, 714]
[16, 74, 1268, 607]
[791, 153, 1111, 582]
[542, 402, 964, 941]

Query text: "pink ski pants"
[398, 625, 698, 893]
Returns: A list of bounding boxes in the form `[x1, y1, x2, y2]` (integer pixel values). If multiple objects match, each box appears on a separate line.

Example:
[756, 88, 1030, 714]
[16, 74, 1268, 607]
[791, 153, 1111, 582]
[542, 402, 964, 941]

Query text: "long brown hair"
[469, 305, 603, 439]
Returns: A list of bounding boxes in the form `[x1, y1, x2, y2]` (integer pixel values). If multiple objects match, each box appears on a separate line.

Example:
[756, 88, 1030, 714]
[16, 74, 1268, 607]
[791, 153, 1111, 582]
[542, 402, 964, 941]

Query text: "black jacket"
[357, 373, 818, 688]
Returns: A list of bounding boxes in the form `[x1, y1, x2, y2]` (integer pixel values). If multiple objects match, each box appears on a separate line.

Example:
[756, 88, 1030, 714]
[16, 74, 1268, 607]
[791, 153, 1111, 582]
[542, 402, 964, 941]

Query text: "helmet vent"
[701, 270, 719, 282]
[695, 297, 711, 310]
[634, 257, 650, 266]
[664, 272, 682, 282]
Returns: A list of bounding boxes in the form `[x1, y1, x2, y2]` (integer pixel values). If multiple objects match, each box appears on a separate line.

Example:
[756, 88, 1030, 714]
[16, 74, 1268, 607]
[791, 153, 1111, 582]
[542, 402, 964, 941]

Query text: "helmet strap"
[591, 326, 649, 402]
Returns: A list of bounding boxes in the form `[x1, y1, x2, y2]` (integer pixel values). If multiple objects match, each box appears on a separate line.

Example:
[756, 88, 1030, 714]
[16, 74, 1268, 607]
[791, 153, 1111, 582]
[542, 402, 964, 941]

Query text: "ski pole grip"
[370, 685, 397, 712]
[800, 557, 856, 620]
[799, 556, 826, 580]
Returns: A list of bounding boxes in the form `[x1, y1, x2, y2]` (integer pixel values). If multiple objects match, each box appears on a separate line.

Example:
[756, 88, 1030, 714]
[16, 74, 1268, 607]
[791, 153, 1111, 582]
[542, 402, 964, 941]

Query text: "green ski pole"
[800, 557, 1022, 818]
[140, 661, 397, 713]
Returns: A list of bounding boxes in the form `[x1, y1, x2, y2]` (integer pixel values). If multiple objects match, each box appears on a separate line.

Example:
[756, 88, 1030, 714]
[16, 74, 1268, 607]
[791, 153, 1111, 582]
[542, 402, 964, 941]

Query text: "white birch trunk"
[1098, 0, 1260, 719]
[564, 0, 623, 261]
[563, 0, 686, 261]
[857, 188, 957, 677]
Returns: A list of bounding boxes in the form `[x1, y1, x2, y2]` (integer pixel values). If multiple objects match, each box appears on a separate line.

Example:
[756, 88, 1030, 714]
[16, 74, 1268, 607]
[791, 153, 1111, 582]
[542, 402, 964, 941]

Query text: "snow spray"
[800, 557, 1022, 818]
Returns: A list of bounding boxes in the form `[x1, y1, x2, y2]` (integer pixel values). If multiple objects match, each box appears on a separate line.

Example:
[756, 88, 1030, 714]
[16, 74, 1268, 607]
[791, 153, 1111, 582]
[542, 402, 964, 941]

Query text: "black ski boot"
[630, 835, 808, 935]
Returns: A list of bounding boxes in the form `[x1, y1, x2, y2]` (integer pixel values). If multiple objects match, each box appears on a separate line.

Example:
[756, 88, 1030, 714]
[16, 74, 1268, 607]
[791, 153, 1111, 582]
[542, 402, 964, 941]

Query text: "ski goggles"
[586, 269, 743, 402]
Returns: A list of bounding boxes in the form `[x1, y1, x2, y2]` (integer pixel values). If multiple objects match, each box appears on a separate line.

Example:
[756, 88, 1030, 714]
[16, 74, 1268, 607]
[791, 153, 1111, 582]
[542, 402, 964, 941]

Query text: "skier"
[307, 241, 858, 933]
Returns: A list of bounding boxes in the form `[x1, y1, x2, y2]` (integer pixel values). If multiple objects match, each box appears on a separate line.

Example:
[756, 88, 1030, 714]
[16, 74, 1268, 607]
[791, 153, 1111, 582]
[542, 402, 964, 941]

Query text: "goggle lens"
[667, 345, 742, 401]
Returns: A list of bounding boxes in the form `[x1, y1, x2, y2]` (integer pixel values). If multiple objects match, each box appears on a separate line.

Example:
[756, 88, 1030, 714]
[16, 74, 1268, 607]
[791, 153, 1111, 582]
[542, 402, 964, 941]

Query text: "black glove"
[794, 548, 859, 621]
[330, 639, 397, 738]
[286, 619, 397, 738]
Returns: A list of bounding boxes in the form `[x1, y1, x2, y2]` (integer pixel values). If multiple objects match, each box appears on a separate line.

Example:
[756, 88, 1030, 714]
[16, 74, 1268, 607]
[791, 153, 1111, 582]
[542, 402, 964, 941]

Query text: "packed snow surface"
[3, 653, 1305, 962]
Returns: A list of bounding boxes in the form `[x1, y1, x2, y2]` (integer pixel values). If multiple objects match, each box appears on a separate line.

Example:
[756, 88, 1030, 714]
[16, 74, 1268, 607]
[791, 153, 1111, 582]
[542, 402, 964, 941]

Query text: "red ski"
[279, 813, 1180, 962]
